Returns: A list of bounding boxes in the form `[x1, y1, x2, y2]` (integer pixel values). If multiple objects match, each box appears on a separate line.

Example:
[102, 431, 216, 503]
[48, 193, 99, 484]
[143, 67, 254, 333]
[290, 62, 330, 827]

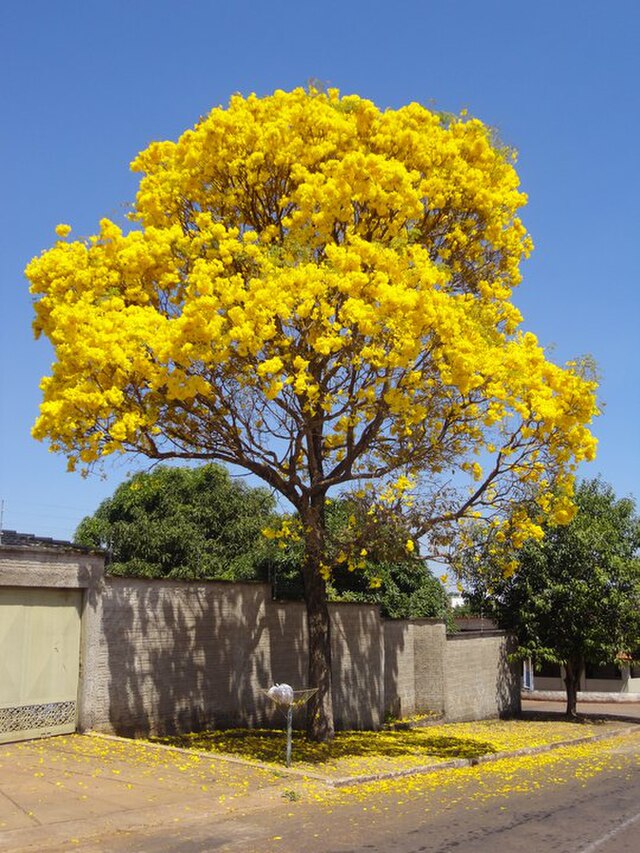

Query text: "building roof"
[0, 529, 93, 552]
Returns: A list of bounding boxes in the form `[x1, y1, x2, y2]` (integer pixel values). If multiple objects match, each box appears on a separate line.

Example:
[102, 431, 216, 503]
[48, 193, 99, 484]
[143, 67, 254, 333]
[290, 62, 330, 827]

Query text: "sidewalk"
[2, 711, 639, 852]
[521, 696, 640, 722]
[0, 734, 288, 852]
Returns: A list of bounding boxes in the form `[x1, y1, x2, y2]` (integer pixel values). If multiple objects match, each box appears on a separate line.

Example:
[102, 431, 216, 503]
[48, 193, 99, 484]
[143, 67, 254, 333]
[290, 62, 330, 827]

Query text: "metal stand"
[286, 705, 293, 767]
[263, 686, 318, 767]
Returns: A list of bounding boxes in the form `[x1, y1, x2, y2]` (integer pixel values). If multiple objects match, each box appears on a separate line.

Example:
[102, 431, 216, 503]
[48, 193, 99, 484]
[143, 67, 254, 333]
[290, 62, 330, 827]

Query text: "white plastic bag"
[267, 683, 294, 706]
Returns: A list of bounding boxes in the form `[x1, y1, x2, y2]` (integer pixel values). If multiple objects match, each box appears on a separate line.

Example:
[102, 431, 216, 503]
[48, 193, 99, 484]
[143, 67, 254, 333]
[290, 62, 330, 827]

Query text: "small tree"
[463, 479, 640, 717]
[74, 463, 276, 580]
[27, 88, 598, 740]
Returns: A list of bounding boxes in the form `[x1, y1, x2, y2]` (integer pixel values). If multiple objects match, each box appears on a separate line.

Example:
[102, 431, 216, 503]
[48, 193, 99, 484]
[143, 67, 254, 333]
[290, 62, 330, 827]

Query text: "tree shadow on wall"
[381, 618, 412, 722]
[264, 599, 308, 729]
[100, 579, 424, 737]
[330, 604, 386, 730]
[102, 579, 274, 737]
[496, 634, 521, 718]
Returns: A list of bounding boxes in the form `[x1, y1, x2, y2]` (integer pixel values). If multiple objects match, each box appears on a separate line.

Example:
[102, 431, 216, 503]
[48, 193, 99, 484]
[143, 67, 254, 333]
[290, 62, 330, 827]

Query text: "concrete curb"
[89, 722, 640, 789]
[524, 691, 640, 703]
[326, 724, 640, 787]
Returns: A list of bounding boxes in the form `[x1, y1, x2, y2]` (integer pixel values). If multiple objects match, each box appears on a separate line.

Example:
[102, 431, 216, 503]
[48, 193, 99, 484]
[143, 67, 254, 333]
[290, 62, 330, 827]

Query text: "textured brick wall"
[265, 599, 307, 689]
[93, 579, 277, 734]
[384, 621, 415, 719]
[2, 548, 517, 735]
[91, 579, 518, 733]
[413, 620, 447, 714]
[383, 621, 518, 722]
[90, 579, 384, 735]
[443, 633, 520, 721]
[331, 603, 384, 729]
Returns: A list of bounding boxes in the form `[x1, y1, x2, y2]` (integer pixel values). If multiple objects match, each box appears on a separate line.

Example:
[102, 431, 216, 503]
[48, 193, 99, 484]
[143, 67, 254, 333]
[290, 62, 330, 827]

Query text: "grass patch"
[282, 788, 301, 801]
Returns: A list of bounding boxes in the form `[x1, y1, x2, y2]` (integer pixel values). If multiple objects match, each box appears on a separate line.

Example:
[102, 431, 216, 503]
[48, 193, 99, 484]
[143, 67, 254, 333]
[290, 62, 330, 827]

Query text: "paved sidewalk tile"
[0, 734, 286, 851]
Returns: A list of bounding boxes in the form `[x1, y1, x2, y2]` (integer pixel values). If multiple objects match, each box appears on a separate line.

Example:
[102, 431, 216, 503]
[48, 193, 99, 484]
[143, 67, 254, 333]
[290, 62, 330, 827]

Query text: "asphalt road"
[58, 731, 640, 853]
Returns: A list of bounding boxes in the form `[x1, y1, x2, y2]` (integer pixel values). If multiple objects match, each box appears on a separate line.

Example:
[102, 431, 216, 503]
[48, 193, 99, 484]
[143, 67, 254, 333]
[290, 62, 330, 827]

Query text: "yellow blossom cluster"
[261, 518, 302, 550]
[26, 88, 598, 565]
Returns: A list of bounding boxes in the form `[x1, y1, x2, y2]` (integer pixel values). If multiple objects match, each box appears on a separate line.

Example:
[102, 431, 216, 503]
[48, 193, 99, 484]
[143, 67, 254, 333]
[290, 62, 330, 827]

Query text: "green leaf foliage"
[464, 478, 640, 671]
[75, 464, 450, 621]
[329, 559, 451, 623]
[74, 464, 277, 580]
[268, 499, 450, 621]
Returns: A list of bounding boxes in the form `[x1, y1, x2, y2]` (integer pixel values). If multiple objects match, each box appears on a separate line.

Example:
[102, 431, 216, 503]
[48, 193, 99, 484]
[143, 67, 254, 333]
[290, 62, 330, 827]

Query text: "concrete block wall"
[443, 632, 520, 721]
[331, 603, 384, 729]
[384, 620, 415, 719]
[264, 599, 307, 690]
[382, 620, 519, 722]
[2, 547, 519, 735]
[93, 579, 281, 735]
[93, 582, 517, 733]
[89, 579, 385, 735]
[412, 621, 447, 714]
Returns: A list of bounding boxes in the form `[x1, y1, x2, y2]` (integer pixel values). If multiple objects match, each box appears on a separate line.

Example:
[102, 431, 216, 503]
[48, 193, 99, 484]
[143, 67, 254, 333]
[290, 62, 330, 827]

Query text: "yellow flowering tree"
[27, 88, 598, 741]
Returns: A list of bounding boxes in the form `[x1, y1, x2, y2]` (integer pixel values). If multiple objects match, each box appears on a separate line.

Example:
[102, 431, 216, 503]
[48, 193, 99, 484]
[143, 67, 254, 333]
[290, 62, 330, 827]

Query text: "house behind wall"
[529, 659, 640, 695]
[1, 543, 520, 741]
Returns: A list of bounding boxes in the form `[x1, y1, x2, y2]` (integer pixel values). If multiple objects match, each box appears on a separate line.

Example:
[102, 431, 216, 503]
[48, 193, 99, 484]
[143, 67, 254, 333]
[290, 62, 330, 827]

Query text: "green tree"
[330, 559, 451, 623]
[462, 479, 640, 717]
[76, 466, 448, 622]
[74, 464, 276, 581]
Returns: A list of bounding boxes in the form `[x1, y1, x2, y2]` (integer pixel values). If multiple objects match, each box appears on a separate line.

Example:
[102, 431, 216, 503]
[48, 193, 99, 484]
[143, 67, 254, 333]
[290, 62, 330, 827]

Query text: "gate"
[0, 587, 82, 743]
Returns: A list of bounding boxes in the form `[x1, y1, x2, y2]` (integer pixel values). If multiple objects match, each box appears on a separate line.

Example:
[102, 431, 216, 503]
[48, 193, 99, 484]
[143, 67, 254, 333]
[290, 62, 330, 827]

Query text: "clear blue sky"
[1, 0, 638, 539]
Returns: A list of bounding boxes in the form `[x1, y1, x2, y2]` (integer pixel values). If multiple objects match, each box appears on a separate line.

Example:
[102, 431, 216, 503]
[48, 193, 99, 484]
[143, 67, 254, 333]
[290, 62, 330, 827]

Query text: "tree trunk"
[301, 498, 335, 742]
[564, 658, 582, 719]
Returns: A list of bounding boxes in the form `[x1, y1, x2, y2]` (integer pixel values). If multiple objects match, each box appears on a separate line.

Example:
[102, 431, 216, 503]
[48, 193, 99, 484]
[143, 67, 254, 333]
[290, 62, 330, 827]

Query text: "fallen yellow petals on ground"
[149, 718, 615, 779]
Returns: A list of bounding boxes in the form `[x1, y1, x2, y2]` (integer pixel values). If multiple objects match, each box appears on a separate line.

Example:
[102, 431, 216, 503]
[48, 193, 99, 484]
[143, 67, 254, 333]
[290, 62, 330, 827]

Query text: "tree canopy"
[27, 87, 598, 739]
[462, 479, 640, 717]
[266, 497, 451, 622]
[74, 463, 276, 581]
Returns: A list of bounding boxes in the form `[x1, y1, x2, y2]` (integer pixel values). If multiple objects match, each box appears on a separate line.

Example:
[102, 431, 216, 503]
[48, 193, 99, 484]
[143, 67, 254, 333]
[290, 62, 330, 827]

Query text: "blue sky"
[1, 0, 638, 540]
